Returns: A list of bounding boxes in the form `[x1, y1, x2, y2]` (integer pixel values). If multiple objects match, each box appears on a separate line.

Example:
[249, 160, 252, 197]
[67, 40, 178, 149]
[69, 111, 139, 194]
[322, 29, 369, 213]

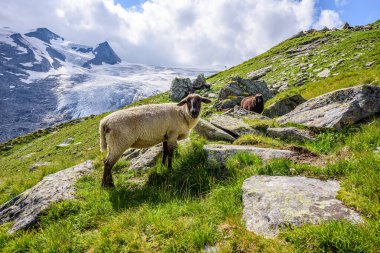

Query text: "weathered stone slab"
[247, 65, 272, 80]
[267, 127, 314, 142]
[208, 114, 259, 137]
[0, 161, 94, 233]
[263, 94, 306, 118]
[204, 144, 296, 168]
[242, 176, 362, 238]
[277, 85, 380, 129]
[194, 119, 236, 142]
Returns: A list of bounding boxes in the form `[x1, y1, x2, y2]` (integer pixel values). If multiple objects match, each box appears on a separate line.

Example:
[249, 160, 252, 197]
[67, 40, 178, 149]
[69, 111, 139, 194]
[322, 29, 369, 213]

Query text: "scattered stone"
[192, 74, 207, 90]
[270, 82, 290, 94]
[317, 68, 330, 78]
[208, 114, 259, 137]
[247, 65, 272, 80]
[207, 93, 217, 98]
[232, 106, 270, 120]
[277, 84, 380, 128]
[321, 26, 330, 31]
[267, 127, 314, 142]
[169, 77, 193, 101]
[124, 139, 190, 171]
[0, 161, 94, 233]
[29, 161, 51, 172]
[365, 61, 374, 68]
[294, 76, 308, 86]
[263, 94, 306, 118]
[218, 76, 272, 101]
[374, 147, 380, 154]
[340, 22, 352, 30]
[242, 176, 362, 238]
[290, 31, 306, 39]
[330, 59, 344, 68]
[57, 137, 74, 147]
[214, 96, 244, 110]
[74, 142, 82, 145]
[204, 244, 219, 253]
[129, 145, 163, 171]
[286, 37, 328, 57]
[205, 144, 296, 168]
[194, 119, 236, 142]
[18, 152, 35, 159]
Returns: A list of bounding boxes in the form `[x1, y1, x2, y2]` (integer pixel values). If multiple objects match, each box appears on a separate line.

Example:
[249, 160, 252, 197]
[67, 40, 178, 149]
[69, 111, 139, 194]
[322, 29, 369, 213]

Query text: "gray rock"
[129, 145, 163, 171]
[242, 176, 362, 238]
[0, 161, 94, 233]
[170, 77, 193, 101]
[194, 119, 236, 142]
[192, 74, 207, 89]
[277, 84, 380, 128]
[247, 65, 272, 80]
[317, 68, 330, 78]
[263, 94, 306, 118]
[57, 137, 74, 147]
[340, 22, 352, 30]
[124, 139, 190, 170]
[214, 96, 244, 110]
[232, 106, 270, 120]
[207, 93, 217, 98]
[208, 114, 259, 137]
[267, 127, 315, 142]
[321, 26, 330, 32]
[205, 144, 296, 168]
[218, 76, 272, 101]
[29, 161, 51, 172]
[270, 82, 290, 94]
[365, 61, 374, 68]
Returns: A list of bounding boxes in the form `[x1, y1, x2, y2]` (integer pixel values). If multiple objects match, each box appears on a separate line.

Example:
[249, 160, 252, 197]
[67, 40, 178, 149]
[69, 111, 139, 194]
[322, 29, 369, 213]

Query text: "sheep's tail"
[99, 121, 108, 152]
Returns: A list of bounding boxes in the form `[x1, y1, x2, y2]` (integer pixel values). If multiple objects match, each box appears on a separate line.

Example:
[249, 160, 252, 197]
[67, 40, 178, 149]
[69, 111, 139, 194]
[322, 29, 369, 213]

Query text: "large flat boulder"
[204, 144, 296, 168]
[277, 85, 380, 128]
[208, 114, 259, 137]
[267, 127, 314, 142]
[194, 119, 236, 142]
[242, 176, 362, 238]
[0, 161, 94, 233]
[263, 94, 306, 118]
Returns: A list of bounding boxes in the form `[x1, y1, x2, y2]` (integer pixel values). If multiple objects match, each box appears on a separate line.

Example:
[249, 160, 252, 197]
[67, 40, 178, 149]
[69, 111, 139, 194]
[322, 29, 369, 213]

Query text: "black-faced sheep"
[240, 93, 264, 113]
[99, 93, 211, 187]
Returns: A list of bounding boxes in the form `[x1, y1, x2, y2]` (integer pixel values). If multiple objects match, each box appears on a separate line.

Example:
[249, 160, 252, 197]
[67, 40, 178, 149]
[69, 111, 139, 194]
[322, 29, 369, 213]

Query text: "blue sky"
[1, 0, 379, 66]
[318, 0, 380, 25]
[116, 0, 380, 26]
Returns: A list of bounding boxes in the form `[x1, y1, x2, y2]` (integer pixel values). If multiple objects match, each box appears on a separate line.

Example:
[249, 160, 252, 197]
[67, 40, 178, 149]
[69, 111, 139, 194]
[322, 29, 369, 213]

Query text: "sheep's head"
[177, 94, 211, 118]
[255, 93, 264, 105]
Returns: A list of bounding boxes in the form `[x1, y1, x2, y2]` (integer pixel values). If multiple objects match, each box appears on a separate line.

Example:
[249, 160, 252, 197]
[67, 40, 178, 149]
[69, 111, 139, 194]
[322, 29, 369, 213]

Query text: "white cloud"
[313, 9, 343, 29]
[0, 0, 341, 67]
[334, 0, 348, 7]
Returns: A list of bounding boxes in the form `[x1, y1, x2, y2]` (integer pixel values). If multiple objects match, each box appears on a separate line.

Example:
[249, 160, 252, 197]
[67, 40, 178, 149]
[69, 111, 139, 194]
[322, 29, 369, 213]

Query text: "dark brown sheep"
[240, 94, 264, 113]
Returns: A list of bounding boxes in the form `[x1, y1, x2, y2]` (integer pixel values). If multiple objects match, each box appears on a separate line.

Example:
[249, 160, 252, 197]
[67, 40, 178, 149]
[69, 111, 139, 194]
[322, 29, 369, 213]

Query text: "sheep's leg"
[162, 141, 168, 166]
[167, 141, 177, 171]
[102, 153, 120, 188]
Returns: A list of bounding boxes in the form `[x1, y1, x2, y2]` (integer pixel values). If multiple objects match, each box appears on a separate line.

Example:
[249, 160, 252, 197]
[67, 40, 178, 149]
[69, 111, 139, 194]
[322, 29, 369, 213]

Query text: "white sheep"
[99, 93, 211, 187]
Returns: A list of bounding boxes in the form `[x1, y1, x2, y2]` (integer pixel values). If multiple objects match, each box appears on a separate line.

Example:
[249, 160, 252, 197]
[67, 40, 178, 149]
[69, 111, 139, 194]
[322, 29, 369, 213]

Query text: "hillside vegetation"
[0, 21, 379, 252]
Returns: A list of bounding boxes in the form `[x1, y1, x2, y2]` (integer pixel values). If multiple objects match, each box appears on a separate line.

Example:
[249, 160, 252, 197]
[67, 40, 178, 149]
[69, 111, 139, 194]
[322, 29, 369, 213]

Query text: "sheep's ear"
[177, 98, 188, 106]
[201, 97, 212, 104]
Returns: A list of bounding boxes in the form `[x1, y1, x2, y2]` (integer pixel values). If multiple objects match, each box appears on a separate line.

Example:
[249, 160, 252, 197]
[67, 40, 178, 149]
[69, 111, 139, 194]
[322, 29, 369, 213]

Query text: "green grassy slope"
[0, 21, 379, 252]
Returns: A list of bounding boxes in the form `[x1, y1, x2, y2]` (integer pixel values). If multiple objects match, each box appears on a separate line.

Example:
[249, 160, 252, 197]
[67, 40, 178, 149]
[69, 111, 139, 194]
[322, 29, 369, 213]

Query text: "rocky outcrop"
[123, 139, 190, 170]
[277, 84, 380, 128]
[317, 68, 330, 78]
[0, 161, 94, 233]
[205, 144, 296, 168]
[208, 114, 259, 137]
[263, 94, 306, 118]
[128, 145, 163, 171]
[214, 76, 272, 110]
[266, 127, 315, 142]
[340, 22, 352, 30]
[169, 77, 193, 101]
[242, 176, 362, 238]
[247, 65, 272, 80]
[194, 119, 236, 142]
[192, 74, 209, 90]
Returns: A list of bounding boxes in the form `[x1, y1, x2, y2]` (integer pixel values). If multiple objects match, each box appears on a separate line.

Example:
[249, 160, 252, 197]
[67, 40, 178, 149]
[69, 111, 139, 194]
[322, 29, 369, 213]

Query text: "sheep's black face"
[256, 94, 264, 105]
[177, 94, 212, 118]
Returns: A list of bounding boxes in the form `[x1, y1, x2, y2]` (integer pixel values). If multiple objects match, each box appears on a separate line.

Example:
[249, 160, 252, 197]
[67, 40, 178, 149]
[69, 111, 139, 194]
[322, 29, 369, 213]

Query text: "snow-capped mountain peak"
[25, 28, 64, 44]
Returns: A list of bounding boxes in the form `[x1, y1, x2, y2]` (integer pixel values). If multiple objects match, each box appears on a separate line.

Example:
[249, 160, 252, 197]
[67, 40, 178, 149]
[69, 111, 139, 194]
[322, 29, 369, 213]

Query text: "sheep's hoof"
[101, 181, 115, 188]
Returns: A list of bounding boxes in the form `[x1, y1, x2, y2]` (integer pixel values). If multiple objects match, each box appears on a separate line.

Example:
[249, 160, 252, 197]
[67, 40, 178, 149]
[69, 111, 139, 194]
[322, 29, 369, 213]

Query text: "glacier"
[0, 27, 222, 142]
